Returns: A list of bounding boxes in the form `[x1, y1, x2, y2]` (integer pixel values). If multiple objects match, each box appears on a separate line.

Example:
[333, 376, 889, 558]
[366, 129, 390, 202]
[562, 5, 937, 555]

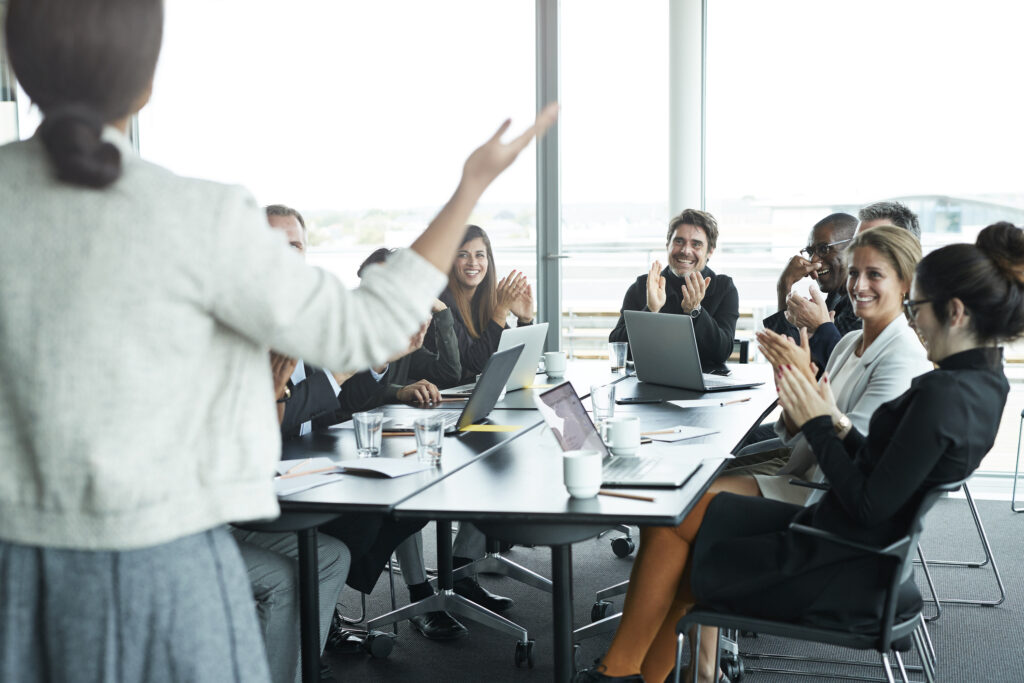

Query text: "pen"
[437, 397, 466, 403]
[275, 465, 339, 480]
[721, 397, 750, 406]
[403, 448, 417, 457]
[383, 431, 415, 437]
[284, 457, 311, 474]
[598, 490, 656, 503]
[641, 427, 681, 436]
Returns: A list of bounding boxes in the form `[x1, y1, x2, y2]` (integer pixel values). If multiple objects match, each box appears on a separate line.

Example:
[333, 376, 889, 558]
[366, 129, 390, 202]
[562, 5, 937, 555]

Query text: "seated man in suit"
[762, 212, 859, 369]
[609, 209, 739, 374]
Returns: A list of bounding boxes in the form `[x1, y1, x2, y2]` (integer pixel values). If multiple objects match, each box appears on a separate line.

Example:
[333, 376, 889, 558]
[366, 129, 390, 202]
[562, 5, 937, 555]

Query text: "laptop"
[443, 323, 549, 396]
[384, 344, 525, 434]
[623, 310, 764, 392]
[534, 382, 706, 488]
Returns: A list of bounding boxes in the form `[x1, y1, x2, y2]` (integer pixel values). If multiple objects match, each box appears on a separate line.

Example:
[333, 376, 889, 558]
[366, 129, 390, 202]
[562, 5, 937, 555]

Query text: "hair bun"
[976, 222, 1024, 286]
[39, 105, 122, 188]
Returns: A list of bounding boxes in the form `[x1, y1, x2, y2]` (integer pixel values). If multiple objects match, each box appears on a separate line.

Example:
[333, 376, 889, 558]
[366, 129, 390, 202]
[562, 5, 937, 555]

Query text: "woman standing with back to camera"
[578, 221, 1023, 683]
[0, 0, 557, 681]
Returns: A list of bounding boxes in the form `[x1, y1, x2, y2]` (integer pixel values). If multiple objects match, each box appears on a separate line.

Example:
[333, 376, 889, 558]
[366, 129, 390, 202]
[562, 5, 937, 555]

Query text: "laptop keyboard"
[603, 457, 658, 479]
[437, 410, 462, 429]
[702, 374, 734, 387]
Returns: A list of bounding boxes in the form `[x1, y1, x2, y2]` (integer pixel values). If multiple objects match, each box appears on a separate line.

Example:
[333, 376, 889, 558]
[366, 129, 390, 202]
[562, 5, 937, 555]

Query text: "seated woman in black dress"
[432, 224, 534, 384]
[578, 221, 1024, 683]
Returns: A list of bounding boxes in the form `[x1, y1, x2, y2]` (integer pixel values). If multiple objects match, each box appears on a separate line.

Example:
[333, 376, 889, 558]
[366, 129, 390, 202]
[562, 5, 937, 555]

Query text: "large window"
[139, 0, 535, 288]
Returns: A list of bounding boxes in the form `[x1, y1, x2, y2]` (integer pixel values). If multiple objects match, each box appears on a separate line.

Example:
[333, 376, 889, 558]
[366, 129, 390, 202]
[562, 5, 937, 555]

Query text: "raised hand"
[784, 283, 831, 333]
[680, 271, 711, 313]
[646, 261, 667, 312]
[396, 379, 441, 406]
[777, 255, 820, 310]
[461, 103, 560, 194]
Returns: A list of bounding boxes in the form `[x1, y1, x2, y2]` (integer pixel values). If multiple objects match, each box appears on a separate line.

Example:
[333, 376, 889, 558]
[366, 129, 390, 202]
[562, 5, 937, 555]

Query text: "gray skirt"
[0, 527, 270, 683]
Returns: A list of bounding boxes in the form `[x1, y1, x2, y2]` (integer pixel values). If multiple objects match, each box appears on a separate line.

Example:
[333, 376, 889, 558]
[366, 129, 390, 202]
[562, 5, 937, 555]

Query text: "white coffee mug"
[544, 351, 567, 378]
[562, 449, 602, 499]
[601, 416, 641, 456]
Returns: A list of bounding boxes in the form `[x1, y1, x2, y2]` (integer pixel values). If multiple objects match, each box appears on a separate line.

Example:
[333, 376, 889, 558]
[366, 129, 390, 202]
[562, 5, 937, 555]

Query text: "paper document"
[273, 456, 433, 497]
[667, 398, 750, 409]
[641, 443, 733, 463]
[328, 417, 392, 430]
[459, 424, 522, 433]
[644, 425, 718, 442]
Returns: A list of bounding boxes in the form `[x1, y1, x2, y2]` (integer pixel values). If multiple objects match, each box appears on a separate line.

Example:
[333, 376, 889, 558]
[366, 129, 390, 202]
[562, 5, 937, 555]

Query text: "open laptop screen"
[534, 382, 609, 456]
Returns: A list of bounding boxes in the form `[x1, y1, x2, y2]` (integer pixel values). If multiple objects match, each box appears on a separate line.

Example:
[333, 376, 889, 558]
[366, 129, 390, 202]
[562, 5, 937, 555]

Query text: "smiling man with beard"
[762, 212, 859, 368]
[609, 209, 739, 374]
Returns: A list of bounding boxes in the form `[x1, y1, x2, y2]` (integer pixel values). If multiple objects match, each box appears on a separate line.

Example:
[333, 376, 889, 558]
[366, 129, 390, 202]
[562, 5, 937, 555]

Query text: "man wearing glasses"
[762, 213, 859, 368]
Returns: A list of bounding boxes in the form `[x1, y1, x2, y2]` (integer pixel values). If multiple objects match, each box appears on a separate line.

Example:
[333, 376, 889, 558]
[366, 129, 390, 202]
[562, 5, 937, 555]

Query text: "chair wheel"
[591, 600, 612, 622]
[514, 639, 535, 668]
[721, 655, 744, 681]
[363, 631, 393, 659]
[611, 537, 635, 557]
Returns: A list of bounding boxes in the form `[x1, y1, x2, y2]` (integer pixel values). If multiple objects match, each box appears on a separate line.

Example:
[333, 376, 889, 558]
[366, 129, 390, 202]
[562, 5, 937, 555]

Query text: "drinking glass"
[608, 342, 628, 373]
[414, 415, 445, 466]
[590, 383, 616, 430]
[353, 411, 383, 458]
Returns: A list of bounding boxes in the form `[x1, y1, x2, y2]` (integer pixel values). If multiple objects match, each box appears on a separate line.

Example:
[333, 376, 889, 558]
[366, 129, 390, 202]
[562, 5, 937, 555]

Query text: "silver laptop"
[623, 310, 763, 393]
[443, 322, 549, 396]
[534, 382, 705, 488]
[384, 344, 525, 434]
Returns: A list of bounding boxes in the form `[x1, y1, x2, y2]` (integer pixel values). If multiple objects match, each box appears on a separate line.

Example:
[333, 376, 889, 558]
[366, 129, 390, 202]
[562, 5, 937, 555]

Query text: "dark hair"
[667, 209, 719, 252]
[448, 225, 498, 338]
[5, 0, 164, 188]
[357, 247, 396, 278]
[813, 212, 858, 243]
[265, 204, 306, 234]
[915, 222, 1024, 343]
[859, 201, 921, 240]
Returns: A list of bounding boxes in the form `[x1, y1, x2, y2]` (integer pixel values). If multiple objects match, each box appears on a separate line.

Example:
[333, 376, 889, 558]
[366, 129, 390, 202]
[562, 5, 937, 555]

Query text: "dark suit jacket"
[608, 265, 739, 373]
[280, 363, 341, 438]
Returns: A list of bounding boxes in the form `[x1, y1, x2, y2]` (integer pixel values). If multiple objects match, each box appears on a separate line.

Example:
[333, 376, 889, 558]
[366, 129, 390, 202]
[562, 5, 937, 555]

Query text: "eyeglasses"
[903, 297, 932, 320]
[800, 238, 852, 260]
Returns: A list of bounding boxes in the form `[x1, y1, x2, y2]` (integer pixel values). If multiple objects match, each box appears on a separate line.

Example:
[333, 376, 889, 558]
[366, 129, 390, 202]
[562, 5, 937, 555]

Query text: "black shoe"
[409, 610, 469, 640]
[319, 661, 335, 681]
[453, 577, 514, 613]
[573, 665, 644, 682]
[325, 614, 365, 656]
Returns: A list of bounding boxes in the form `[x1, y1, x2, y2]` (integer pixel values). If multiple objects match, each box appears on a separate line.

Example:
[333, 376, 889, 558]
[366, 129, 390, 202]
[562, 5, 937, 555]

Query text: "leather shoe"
[409, 610, 468, 640]
[453, 576, 514, 613]
[573, 665, 644, 682]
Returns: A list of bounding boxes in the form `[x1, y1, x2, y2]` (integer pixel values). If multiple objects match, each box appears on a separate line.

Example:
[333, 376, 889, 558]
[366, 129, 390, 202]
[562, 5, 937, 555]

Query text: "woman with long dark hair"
[0, 1, 556, 679]
[578, 222, 1023, 683]
[437, 224, 535, 384]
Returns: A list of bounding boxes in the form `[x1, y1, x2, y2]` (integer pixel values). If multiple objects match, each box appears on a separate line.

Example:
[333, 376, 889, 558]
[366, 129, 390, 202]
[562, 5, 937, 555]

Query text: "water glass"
[353, 411, 383, 458]
[608, 342, 628, 373]
[414, 415, 445, 466]
[590, 383, 616, 428]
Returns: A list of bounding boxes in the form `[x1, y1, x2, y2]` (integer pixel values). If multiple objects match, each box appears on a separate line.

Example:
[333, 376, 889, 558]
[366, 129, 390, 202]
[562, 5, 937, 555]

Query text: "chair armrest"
[788, 478, 830, 491]
[788, 522, 911, 558]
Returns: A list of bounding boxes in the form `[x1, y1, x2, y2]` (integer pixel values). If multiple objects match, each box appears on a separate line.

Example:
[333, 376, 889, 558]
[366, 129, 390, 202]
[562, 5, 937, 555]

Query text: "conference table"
[277, 359, 776, 682]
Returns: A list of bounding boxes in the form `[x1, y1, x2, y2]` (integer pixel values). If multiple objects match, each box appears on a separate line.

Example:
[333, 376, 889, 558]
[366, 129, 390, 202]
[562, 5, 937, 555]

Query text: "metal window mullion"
[536, 0, 561, 352]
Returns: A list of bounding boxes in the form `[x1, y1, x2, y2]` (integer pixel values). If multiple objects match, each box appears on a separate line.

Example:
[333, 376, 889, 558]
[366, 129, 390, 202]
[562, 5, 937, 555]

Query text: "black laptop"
[384, 344, 525, 434]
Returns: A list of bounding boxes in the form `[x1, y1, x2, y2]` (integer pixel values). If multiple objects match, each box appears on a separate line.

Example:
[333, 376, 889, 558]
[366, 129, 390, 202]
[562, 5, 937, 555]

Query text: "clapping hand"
[509, 278, 534, 322]
[270, 351, 298, 400]
[756, 327, 816, 384]
[494, 271, 528, 323]
[777, 255, 820, 310]
[396, 379, 441, 406]
[680, 271, 711, 313]
[776, 364, 839, 431]
[784, 283, 831, 333]
[646, 261, 667, 312]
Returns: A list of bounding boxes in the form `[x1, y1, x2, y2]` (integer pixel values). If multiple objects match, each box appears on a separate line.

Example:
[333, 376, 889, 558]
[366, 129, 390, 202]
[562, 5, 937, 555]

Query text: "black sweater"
[608, 265, 739, 372]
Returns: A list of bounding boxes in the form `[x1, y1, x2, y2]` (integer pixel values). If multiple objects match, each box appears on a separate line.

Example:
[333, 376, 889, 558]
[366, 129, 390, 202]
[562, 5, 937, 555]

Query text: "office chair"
[1012, 409, 1024, 512]
[671, 478, 964, 683]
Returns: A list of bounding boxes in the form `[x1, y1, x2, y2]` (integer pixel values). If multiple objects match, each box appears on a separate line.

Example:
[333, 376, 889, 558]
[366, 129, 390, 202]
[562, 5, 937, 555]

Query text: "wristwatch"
[276, 386, 292, 403]
[834, 413, 852, 437]
[688, 306, 702, 319]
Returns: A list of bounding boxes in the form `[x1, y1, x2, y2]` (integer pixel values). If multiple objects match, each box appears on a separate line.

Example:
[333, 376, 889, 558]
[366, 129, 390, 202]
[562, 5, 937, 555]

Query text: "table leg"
[552, 543, 574, 683]
[297, 527, 321, 683]
[436, 518, 453, 590]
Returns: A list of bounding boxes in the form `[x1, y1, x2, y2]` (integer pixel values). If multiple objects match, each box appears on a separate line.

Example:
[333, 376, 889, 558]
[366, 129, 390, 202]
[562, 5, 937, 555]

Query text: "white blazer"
[755, 315, 933, 504]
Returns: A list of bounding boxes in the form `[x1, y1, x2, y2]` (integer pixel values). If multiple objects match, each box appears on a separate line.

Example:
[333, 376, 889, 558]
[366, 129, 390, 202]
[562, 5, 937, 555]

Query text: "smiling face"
[846, 245, 907, 326]
[807, 223, 848, 294]
[666, 224, 712, 277]
[453, 237, 489, 291]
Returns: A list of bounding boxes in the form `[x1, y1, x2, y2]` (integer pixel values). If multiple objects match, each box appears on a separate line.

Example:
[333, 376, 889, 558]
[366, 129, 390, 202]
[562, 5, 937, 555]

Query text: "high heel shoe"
[572, 665, 644, 682]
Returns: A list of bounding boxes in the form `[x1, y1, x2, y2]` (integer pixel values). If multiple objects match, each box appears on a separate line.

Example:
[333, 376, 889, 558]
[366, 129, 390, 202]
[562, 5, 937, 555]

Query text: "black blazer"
[690, 347, 1007, 630]
[608, 265, 739, 373]
[280, 363, 341, 438]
